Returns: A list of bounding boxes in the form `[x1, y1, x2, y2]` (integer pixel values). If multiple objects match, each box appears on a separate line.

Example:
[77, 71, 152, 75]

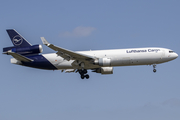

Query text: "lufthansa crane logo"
[13, 35, 23, 46]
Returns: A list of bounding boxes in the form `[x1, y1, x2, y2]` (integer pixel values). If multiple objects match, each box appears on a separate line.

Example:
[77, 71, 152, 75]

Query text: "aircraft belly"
[56, 61, 74, 69]
[130, 52, 162, 65]
[21, 55, 57, 70]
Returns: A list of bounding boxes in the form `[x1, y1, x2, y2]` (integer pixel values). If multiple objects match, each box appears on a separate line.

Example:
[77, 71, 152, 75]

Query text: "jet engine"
[93, 67, 113, 74]
[93, 58, 111, 66]
[3, 45, 43, 55]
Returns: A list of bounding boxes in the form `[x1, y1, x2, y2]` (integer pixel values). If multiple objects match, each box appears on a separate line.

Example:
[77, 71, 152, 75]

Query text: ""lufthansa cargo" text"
[126, 49, 160, 53]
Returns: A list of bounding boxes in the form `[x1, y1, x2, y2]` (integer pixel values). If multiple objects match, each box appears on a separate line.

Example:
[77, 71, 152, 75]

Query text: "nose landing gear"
[153, 64, 157, 73]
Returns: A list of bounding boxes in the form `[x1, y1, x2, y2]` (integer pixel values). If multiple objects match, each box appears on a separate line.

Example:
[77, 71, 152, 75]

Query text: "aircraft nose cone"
[175, 53, 178, 58]
[169, 52, 178, 60]
[172, 53, 178, 59]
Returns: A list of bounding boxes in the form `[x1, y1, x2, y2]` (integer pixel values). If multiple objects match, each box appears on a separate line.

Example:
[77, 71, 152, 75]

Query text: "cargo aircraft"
[3, 29, 178, 79]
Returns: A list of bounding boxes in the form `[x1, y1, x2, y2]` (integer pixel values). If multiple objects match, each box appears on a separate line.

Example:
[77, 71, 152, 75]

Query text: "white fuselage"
[41, 47, 178, 70]
[6, 29, 178, 78]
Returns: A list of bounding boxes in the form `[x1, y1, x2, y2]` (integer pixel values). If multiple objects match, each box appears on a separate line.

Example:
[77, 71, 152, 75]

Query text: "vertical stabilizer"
[6, 29, 32, 47]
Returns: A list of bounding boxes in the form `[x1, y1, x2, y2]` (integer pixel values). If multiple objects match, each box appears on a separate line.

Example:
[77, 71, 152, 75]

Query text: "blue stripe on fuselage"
[22, 55, 57, 70]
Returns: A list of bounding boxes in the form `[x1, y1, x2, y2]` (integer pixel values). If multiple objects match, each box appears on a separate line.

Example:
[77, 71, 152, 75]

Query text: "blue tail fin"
[6, 29, 32, 47]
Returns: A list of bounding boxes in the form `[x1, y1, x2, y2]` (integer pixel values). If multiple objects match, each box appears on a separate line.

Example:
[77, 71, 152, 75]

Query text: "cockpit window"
[169, 51, 174, 53]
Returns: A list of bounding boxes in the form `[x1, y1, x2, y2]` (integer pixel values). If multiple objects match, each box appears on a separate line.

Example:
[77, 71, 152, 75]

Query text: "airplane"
[3, 29, 178, 79]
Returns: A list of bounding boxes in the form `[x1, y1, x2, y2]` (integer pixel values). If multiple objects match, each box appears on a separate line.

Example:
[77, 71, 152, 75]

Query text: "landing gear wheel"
[83, 69, 87, 74]
[78, 69, 90, 79]
[85, 74, 89, 79]
[81, 75, 85, 79]
[152, 64, 157, 73]
[78, 69, 87, 75]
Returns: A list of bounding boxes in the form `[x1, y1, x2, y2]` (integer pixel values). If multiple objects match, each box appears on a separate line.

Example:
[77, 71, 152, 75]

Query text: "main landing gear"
[78, 69, 90, 79]
[153, 64, 157, 73]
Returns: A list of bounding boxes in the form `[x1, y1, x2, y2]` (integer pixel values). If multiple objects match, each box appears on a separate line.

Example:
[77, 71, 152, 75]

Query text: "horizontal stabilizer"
[6, 51, 33, 62]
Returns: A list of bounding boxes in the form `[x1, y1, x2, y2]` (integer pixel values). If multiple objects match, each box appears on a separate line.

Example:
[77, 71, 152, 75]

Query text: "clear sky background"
[0, 0, 180, 120]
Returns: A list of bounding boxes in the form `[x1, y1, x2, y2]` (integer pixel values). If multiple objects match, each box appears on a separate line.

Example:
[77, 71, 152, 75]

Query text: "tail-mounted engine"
[92, 67, 113, 74]
[3, 45, 43, 55]
[93, 58, 111, 66]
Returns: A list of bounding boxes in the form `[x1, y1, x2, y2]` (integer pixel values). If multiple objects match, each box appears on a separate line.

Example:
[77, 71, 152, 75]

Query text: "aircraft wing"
[41, 37, 95, 61]
[4, 51, 33, 62]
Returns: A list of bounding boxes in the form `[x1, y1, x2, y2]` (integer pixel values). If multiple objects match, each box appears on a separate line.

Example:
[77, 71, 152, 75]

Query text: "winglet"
[41, 37, 50, 46]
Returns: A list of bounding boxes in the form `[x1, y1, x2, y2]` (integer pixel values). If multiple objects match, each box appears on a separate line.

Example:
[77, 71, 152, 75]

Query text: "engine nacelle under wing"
[93, 67, 113, 74]
[93, 58, 111, 66]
